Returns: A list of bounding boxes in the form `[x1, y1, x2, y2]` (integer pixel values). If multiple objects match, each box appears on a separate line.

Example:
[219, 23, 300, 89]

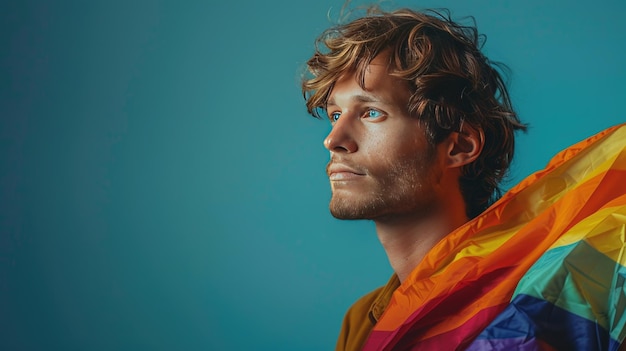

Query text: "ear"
[444, 125, 484, 169]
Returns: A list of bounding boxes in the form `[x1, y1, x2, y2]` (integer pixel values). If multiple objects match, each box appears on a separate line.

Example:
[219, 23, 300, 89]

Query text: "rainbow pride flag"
[362, 124, 626, 350]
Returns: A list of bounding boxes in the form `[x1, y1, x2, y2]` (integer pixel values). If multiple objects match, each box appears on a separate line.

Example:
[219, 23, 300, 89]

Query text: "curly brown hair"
[302, 6, 527, 218]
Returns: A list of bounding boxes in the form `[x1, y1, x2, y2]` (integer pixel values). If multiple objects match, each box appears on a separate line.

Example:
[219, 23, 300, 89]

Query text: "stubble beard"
[328, 152, 439, 220]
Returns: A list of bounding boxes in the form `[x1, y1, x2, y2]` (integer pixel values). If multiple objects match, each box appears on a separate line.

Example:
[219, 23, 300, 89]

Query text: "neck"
[374, 200, 468, 283]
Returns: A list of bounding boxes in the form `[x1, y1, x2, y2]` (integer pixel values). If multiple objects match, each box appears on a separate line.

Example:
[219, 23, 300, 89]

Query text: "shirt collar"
[369, 274, 401, 324]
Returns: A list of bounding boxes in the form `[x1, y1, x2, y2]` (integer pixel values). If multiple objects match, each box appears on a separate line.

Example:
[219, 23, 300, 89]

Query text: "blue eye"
[330, 112, 341, 122]
[366, 109, 383, 119]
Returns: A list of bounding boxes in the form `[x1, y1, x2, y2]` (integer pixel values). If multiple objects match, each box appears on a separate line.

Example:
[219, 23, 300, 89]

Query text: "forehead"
[328, 53, 412, 107]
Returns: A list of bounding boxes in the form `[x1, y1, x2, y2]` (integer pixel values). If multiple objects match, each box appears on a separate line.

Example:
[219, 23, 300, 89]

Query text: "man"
[302, 6, 626, 351]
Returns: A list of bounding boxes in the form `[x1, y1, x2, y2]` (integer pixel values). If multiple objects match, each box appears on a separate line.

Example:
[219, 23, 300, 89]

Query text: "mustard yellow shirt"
[335, 275, 400, 351]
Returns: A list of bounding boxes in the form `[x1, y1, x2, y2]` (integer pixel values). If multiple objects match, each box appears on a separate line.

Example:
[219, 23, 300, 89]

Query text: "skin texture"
[324, 57, 440, 221]
[324, 52, 484, 282]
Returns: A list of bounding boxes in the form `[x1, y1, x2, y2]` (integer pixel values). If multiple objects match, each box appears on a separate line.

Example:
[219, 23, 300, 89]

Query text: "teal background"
[1, 0, 624, 350]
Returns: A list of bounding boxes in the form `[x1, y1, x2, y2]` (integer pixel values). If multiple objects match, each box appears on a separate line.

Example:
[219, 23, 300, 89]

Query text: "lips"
[326, 162, 366, 181]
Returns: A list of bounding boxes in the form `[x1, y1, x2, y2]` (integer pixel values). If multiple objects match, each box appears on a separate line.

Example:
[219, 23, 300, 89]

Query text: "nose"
[324, 114, 358, 153]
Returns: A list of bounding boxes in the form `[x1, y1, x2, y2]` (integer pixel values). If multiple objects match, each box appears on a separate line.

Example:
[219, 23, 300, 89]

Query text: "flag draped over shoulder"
[362, 124, 626, 351]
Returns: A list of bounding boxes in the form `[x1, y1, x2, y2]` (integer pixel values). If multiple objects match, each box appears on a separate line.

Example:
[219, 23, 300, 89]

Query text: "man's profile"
[302, 5, 626, 351]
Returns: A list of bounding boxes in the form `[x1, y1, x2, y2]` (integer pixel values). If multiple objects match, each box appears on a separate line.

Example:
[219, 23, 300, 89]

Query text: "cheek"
[366, 144, 424, 180]
[361, 123, 433, 171]
[390, 138, 431, 164]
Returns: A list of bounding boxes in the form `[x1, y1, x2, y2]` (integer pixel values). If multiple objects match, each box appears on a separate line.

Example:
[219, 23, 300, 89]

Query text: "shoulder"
[335, 287, 383, 351]
[344, 286, 385, 327]
[336, 275, 400, 351]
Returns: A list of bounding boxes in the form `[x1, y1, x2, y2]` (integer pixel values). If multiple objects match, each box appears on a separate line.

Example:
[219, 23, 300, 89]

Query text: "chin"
[329, 209, 368, 220]
[329, 197, 383, 220]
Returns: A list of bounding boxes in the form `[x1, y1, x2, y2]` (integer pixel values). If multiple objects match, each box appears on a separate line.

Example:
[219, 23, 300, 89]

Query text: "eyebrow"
[327, 94, 383, 106]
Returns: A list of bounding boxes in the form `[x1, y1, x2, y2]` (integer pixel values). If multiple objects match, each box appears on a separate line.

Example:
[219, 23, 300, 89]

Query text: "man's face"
[324, 54, 446, 220]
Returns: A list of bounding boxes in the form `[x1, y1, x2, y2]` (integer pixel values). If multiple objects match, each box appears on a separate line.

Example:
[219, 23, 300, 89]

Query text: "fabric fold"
[363, 123, 626, 350]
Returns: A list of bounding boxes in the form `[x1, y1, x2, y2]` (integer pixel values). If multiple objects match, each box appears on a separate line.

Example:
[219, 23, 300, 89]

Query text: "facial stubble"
[329, 148, 439, 220]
